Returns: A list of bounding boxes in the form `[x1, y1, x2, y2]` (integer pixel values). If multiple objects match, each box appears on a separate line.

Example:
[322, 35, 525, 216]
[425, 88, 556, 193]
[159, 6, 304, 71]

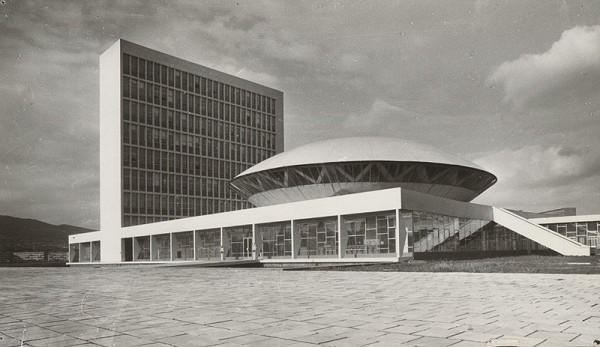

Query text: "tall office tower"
[99, 40, 284, 236]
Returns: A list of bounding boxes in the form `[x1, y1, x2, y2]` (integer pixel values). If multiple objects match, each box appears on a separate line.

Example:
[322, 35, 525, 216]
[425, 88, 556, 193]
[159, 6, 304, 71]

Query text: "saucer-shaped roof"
[231, 137, 497, 206]
[238, 137, 485, 177]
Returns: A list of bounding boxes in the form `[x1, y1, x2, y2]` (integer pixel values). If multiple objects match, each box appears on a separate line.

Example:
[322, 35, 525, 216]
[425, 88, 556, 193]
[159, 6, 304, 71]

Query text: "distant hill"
[0, 215, 94, 252]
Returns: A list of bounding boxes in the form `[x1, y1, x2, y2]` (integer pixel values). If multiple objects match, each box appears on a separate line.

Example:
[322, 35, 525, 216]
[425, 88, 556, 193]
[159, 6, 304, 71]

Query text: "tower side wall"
[99, 40, 123, 262]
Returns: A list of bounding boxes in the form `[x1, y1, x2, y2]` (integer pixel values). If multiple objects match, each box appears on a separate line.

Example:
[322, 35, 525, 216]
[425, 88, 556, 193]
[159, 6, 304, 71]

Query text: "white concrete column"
[192, 230, 197, 261]
[252, 224, 257, 260]
[220, 227, 224, 261]
[396, 209, 401, 259]
[338, 215, 343, 259]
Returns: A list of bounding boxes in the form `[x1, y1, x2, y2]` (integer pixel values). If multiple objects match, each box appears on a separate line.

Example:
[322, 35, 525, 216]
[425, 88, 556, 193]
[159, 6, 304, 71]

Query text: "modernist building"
[68, 41, 594, 265]
[72, 40, 283, 262]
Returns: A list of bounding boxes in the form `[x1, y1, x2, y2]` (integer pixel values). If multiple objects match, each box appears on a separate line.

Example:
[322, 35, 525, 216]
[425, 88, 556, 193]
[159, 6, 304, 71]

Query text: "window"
[195, 229, 221, 260]
[258, 222, 292, 258]
[343, 212, 395, 256]
[295, 217, 338, 257]
[172, 231, 193, 260]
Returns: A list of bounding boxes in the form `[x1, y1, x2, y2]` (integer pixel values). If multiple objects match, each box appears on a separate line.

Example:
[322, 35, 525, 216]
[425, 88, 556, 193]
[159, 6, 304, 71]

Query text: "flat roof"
[530, 214, 600, 224]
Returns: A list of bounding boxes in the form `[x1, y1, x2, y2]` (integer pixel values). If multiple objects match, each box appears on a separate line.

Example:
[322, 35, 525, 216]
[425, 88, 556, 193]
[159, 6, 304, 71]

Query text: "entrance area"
[121, 238, 133, 262]
[225, 225, 253, 260]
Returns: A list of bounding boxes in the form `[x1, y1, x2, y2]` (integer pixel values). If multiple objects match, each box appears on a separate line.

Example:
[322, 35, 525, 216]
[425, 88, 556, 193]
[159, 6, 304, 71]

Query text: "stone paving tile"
[486, 325, 538, 338]
[26, 335, 88, 347]
[449, 330, 503, 343]
[244, 336, 304, 346]
[384, 324, 427, 335]
[67, 327, 119, 340]
[495, 335, 547, 346]
[127, 326, 180, 340]
[334, 319, 371, 328]
[570, 333, 600, 346]
[219, 332, 271, 345]
[447, 341, 486, 347]
[412, 326, 464, 339]
[366, 332, 419, 344]
[353, 321, 400, 331]
[292, 331, 346, 344]
[323, 336, 374, 346]
[207, 319, 269, 332]
[187, 325, 249, 340]
[158, 333, 223, 347]
[90, 334, 154, 346]
[18, 328, 65, 342]
[1, 268, 599, 347]
[527, 329, 580, 342]
[406, 335, 462, 346]
[0, 335, 23, 347]
[323, 328, 387, 342]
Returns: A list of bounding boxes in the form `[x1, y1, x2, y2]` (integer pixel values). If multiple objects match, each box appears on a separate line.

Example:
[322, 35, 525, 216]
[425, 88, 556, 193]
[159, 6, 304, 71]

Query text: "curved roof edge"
[238, 137, 490, 177]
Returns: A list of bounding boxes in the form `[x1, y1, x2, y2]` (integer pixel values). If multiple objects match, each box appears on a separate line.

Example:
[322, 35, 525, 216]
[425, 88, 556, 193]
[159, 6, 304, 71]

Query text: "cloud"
[209, 62, 279, 88]
[342, 99, 415, 135]
[474, 144, 600, 188]
[472, 144, 600, 213]
[487, 25, 600, 109]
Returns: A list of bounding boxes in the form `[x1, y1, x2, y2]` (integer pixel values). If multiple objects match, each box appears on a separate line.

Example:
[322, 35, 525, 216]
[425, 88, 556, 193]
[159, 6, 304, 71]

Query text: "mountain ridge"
[0, 215, 94, 252]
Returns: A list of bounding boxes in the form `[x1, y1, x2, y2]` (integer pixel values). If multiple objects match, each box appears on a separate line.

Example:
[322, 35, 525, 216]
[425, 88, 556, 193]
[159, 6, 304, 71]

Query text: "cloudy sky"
[1, 1, 599, 229]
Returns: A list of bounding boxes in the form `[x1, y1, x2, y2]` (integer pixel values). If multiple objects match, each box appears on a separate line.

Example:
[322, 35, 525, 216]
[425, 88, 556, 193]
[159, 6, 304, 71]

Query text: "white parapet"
[492, 207, 590, 256]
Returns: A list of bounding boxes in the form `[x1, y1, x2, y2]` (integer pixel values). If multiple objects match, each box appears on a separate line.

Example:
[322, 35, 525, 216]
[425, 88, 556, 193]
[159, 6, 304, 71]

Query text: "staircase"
[492, 207, 590, 256]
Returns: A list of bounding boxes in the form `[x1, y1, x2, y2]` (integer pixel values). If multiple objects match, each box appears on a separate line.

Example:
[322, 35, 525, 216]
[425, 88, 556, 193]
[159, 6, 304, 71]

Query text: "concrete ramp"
[492, 207, 590, 256]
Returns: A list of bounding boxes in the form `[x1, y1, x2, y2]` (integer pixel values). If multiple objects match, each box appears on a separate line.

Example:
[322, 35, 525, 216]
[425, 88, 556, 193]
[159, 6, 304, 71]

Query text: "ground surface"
[301, 255, 600, 274]
[0, 267, 599, 347]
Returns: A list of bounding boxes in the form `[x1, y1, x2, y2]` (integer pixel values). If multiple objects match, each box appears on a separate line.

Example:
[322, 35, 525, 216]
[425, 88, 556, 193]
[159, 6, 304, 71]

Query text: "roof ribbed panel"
[238, 137, 485, 177]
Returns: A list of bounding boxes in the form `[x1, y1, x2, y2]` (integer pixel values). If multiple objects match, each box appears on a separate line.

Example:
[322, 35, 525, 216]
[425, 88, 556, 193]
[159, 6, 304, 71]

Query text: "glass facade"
[172, 231, 194, 260]
[92, 241, 101, 262]
[294, 217, 339, 258]
[195, 229, 221, 260]
[257, 221, 292, 259]
[224, 225, 253, 259]
[69, 243, 79, 263]
[411, 211, 546, 253]
[151, 234, 171, 261]
[343, 212, 396, 257]
[69, 241, 101, 263]
[80, 242, 91, 262]
[73, 210, 588, 263]
[542, 221, 599, 248]
[121, 53, 280, 227]
[134, 236, 150, 261]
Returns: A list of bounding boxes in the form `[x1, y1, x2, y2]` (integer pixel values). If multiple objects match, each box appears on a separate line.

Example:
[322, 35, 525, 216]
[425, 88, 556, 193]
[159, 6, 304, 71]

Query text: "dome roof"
[238, 136, 485, 177]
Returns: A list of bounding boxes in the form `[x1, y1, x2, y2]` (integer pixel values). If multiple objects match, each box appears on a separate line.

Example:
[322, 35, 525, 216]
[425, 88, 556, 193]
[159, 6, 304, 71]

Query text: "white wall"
[99, 40, 123, 262]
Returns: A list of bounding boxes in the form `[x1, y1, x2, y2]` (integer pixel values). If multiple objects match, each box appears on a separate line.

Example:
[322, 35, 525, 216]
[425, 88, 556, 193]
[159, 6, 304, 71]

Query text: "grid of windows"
[258, 221, 292, 258]
[224, 225, 253, 259]
[542, 221, 599, 248]
[343, 212, 396, 256]
[295, 217, 339, 257]
[195, 229, 221, 260]
[69, 241, 101, 263]
[121, 53, 280, 226]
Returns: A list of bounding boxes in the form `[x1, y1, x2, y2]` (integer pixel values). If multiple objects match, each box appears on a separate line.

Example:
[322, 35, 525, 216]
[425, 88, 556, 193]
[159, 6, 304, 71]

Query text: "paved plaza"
[0, 266, 599, 347]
